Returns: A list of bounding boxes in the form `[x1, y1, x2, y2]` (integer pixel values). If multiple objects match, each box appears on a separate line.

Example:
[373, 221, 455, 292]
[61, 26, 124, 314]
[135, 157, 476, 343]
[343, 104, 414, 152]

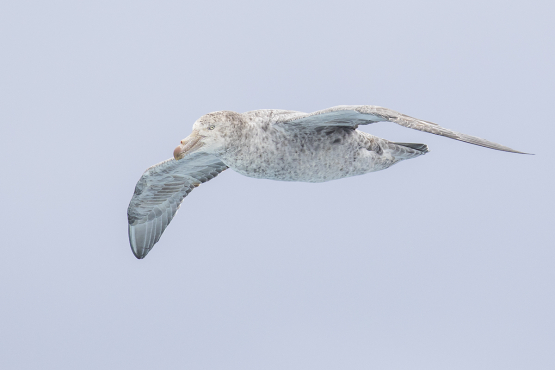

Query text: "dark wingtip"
[128, 224, 151, 259]
[500, 146, 533, 155]
[131, 248, 147, 259]
[507, 150, 533, 155]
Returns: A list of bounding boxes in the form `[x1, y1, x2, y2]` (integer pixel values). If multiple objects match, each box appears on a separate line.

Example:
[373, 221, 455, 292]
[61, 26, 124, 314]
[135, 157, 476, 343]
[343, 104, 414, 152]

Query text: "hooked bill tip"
[173, 145, 183, 160]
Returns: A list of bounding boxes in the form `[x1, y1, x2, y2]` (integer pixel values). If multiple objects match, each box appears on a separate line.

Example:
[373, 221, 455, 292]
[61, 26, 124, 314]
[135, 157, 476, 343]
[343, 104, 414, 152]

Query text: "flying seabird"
[127, 105, 528, 259]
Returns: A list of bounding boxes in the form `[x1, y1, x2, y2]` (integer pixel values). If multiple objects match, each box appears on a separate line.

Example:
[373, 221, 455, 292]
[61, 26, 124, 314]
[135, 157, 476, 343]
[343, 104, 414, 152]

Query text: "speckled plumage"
[220, 109, 433, 182]
[127, 105, 526, 258]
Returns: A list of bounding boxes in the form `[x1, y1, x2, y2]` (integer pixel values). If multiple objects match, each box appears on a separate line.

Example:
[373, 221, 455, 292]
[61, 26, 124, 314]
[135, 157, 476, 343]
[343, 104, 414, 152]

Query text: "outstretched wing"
[276, 105, 528, 154]
[127, 153, 228, 259]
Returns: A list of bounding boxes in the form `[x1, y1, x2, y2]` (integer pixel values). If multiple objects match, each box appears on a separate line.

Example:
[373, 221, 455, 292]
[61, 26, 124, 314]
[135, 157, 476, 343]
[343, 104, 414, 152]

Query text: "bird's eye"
[208, 125, 215, 130]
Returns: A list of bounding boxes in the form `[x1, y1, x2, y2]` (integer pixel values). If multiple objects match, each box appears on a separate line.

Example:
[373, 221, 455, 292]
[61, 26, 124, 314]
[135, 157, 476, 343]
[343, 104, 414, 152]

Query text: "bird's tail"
[393, 142, 429, 153]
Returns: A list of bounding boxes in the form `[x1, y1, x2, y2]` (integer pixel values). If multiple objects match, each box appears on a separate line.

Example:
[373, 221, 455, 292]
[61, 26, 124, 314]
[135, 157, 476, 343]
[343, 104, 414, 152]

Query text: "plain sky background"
[1, 1, 553, 369]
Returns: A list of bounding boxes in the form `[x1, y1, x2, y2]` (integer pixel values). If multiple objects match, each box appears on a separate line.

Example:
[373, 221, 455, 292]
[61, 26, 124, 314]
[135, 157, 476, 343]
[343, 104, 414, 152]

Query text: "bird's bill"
[174, 131, 204, 160]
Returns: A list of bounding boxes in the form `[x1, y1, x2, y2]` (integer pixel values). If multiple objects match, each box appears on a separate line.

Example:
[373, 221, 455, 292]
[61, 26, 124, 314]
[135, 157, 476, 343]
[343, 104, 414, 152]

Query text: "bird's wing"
[127, 152, 228, 259]
[276, 105, 527, 154]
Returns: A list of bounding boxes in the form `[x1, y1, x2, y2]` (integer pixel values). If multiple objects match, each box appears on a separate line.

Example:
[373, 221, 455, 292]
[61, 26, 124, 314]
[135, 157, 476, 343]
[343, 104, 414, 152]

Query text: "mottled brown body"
[191, 109, 426, 183]
[219, 121, 423, 182]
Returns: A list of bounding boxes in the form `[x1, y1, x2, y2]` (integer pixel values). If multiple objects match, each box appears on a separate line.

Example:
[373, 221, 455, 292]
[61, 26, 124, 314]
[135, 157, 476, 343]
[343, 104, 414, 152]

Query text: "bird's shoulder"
[242, 109, 306, 124]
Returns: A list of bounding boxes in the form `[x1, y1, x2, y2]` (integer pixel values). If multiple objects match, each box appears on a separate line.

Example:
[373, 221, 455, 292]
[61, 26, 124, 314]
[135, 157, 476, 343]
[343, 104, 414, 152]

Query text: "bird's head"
[173, 111, 244, 160]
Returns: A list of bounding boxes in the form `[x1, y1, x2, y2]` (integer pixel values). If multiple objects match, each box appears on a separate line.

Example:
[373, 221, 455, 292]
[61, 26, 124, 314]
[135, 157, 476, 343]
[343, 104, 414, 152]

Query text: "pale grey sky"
[1, 1, 553, 369]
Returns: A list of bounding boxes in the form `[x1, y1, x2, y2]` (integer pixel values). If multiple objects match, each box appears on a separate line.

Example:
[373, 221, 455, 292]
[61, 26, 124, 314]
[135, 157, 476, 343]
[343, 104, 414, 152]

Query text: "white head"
[173, 111, 243, 160]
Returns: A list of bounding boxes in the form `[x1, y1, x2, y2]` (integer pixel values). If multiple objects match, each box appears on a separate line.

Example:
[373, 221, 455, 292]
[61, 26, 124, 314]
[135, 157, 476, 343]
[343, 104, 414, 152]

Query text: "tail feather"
[393, 142, 429, 153]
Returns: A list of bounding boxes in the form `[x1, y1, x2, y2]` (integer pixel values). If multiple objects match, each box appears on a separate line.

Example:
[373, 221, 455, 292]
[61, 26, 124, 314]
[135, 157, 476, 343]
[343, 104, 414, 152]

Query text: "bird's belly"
[220, 143, 384, 183]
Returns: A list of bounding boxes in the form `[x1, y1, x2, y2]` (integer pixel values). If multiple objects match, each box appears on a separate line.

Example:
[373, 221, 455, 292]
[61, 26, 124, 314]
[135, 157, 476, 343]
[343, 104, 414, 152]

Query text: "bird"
[127, 105, 527, 259]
